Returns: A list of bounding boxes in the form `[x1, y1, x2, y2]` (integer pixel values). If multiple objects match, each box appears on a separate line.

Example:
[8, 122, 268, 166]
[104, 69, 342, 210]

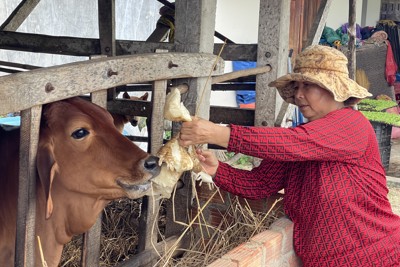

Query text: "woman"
[178, 45, 400, 267]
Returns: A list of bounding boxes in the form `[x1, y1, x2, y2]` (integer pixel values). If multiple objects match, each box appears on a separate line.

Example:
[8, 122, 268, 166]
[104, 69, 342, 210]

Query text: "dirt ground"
[387, 138, 400, 215]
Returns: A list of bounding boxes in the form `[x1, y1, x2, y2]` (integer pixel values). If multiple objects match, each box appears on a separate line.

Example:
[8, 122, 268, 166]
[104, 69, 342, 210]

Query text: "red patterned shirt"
[214, 107, 400, 267]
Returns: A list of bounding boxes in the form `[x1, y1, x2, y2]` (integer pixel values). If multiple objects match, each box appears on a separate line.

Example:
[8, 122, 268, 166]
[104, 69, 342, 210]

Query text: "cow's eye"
[71, 128, 90, 139]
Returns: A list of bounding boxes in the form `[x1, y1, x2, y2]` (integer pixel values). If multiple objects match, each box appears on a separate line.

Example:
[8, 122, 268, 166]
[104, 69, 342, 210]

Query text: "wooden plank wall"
[290, 0, 322, 57]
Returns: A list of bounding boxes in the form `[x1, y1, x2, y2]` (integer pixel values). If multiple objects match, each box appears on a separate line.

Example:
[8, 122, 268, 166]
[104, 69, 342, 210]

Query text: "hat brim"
[269, 72, 372, 105]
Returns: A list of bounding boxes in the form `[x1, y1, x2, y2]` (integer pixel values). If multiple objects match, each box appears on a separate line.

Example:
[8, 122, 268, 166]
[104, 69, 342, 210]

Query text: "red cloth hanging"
[385, 41, 398, 86]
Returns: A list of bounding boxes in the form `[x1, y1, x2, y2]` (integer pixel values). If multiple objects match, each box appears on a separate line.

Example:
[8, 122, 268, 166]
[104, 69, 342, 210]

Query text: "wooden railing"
[0, 52, 224, 267]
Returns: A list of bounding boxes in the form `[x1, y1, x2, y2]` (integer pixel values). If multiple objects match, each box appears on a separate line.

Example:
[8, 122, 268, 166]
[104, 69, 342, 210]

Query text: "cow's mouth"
[117, 180, 151, 193]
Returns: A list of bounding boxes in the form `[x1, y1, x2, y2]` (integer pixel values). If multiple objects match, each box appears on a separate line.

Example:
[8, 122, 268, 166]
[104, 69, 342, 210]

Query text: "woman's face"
[293, 81, 344, 122]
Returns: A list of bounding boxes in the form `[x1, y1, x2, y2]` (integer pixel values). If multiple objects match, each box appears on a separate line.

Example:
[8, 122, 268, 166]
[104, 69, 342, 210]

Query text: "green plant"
[224, 152, 254, 169]
[358, 98, 400, 127]
[358, 99, 398, 111]
[163, 130, 171, 140]
[360, 111, 400, 127]
[236, 155, 252, 166]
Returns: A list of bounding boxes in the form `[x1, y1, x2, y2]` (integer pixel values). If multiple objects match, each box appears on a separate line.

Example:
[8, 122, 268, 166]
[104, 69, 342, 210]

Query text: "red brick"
[207, 258, 238, 267]
[251, 230, 283, 263]
[221, 242, 263, 267]
[269, 217, 294, 254]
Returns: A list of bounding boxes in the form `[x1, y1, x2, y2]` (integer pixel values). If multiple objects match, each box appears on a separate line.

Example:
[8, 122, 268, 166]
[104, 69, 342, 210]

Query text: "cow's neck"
[36, 183, 110, 266]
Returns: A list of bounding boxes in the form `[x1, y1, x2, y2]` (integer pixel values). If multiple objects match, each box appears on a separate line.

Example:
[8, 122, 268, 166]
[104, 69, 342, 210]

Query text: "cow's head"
[36, 97, 160, 219]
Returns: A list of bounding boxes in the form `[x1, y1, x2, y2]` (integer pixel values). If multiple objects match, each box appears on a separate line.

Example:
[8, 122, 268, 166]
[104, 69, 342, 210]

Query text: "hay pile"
[60, 198, 167, 266]
[60, 192, 282, 266]
[158, 195, 283, 266]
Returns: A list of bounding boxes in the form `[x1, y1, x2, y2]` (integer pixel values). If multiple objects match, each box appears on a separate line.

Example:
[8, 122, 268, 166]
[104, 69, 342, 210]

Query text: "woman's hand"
[195, 148, 219, 177]
[178, 117, 230, 148]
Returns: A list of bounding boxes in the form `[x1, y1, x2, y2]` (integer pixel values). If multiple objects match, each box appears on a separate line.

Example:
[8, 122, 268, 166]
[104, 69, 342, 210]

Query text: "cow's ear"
[37, 142, 57, 220]
[122, 91, 130, 99]
[140, 92, 149, 101]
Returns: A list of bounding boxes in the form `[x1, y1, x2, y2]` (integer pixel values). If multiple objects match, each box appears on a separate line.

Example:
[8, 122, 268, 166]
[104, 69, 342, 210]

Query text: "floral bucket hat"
[268, 45, 372, 105]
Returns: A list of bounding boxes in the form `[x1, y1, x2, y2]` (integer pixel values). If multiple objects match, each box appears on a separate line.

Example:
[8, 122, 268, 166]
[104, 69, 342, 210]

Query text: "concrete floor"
[387, 138, 400, 179]
[387, 138, 399, 215]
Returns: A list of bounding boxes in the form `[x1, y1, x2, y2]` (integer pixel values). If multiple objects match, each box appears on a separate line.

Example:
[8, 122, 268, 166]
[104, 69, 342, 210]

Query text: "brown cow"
[112, 91, 149, 132]
[0, 97, 160, 267]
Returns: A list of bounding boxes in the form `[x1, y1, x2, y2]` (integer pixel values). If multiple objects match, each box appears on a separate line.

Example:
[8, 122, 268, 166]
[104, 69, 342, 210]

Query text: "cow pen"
[0, 0, 343, 266]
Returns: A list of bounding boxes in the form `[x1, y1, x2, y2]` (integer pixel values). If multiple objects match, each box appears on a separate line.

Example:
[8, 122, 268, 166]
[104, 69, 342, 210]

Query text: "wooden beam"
[0, 31, 258, 60]
[156, 0, 235, 43]
[0, 60, 39, 70]
[0, 67, 23, 74]
[304, 0, 333, 47]
[0, 52, 224, 115]
[0, 30, 102, 56]
[146, 24, 170, 42]
[210, 106, 254, 126]
[211, 65, 271, 84]
[107, 99, 152, 117]
[0, 0, 40, 31]
[107, 103, 256, 141]
[215, 43, 257, 61]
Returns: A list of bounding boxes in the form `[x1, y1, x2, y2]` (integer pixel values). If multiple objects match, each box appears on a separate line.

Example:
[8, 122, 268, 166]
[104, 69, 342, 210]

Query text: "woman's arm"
[227, 109, 371, 162]
[194, 148, 287, 199]
[179, 117, 231, 148]
[213, 160, 288, 200]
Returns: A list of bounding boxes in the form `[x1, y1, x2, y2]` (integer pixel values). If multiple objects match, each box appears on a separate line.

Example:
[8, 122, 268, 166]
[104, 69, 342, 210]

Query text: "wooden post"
[175, 0, 217, 120]
[3, 2, 42, 265]
[256, 0, 290, 127]
[98, 0, 117, 100]
[166, 0, 217, 242]
[137, 51, 168, 261]
[348, 0, 357, 80]
[15, 106, 42, 267]
[81, 1, 117, 264]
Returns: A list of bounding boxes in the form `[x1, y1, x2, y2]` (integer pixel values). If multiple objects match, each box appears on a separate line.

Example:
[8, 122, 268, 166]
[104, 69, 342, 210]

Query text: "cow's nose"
[144, 155, 161, 176]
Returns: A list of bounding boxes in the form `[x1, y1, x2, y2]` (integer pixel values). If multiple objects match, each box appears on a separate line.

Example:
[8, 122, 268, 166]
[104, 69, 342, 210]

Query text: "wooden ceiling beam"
[0, 0, 40, 31]
[0, 31, 258, 60]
